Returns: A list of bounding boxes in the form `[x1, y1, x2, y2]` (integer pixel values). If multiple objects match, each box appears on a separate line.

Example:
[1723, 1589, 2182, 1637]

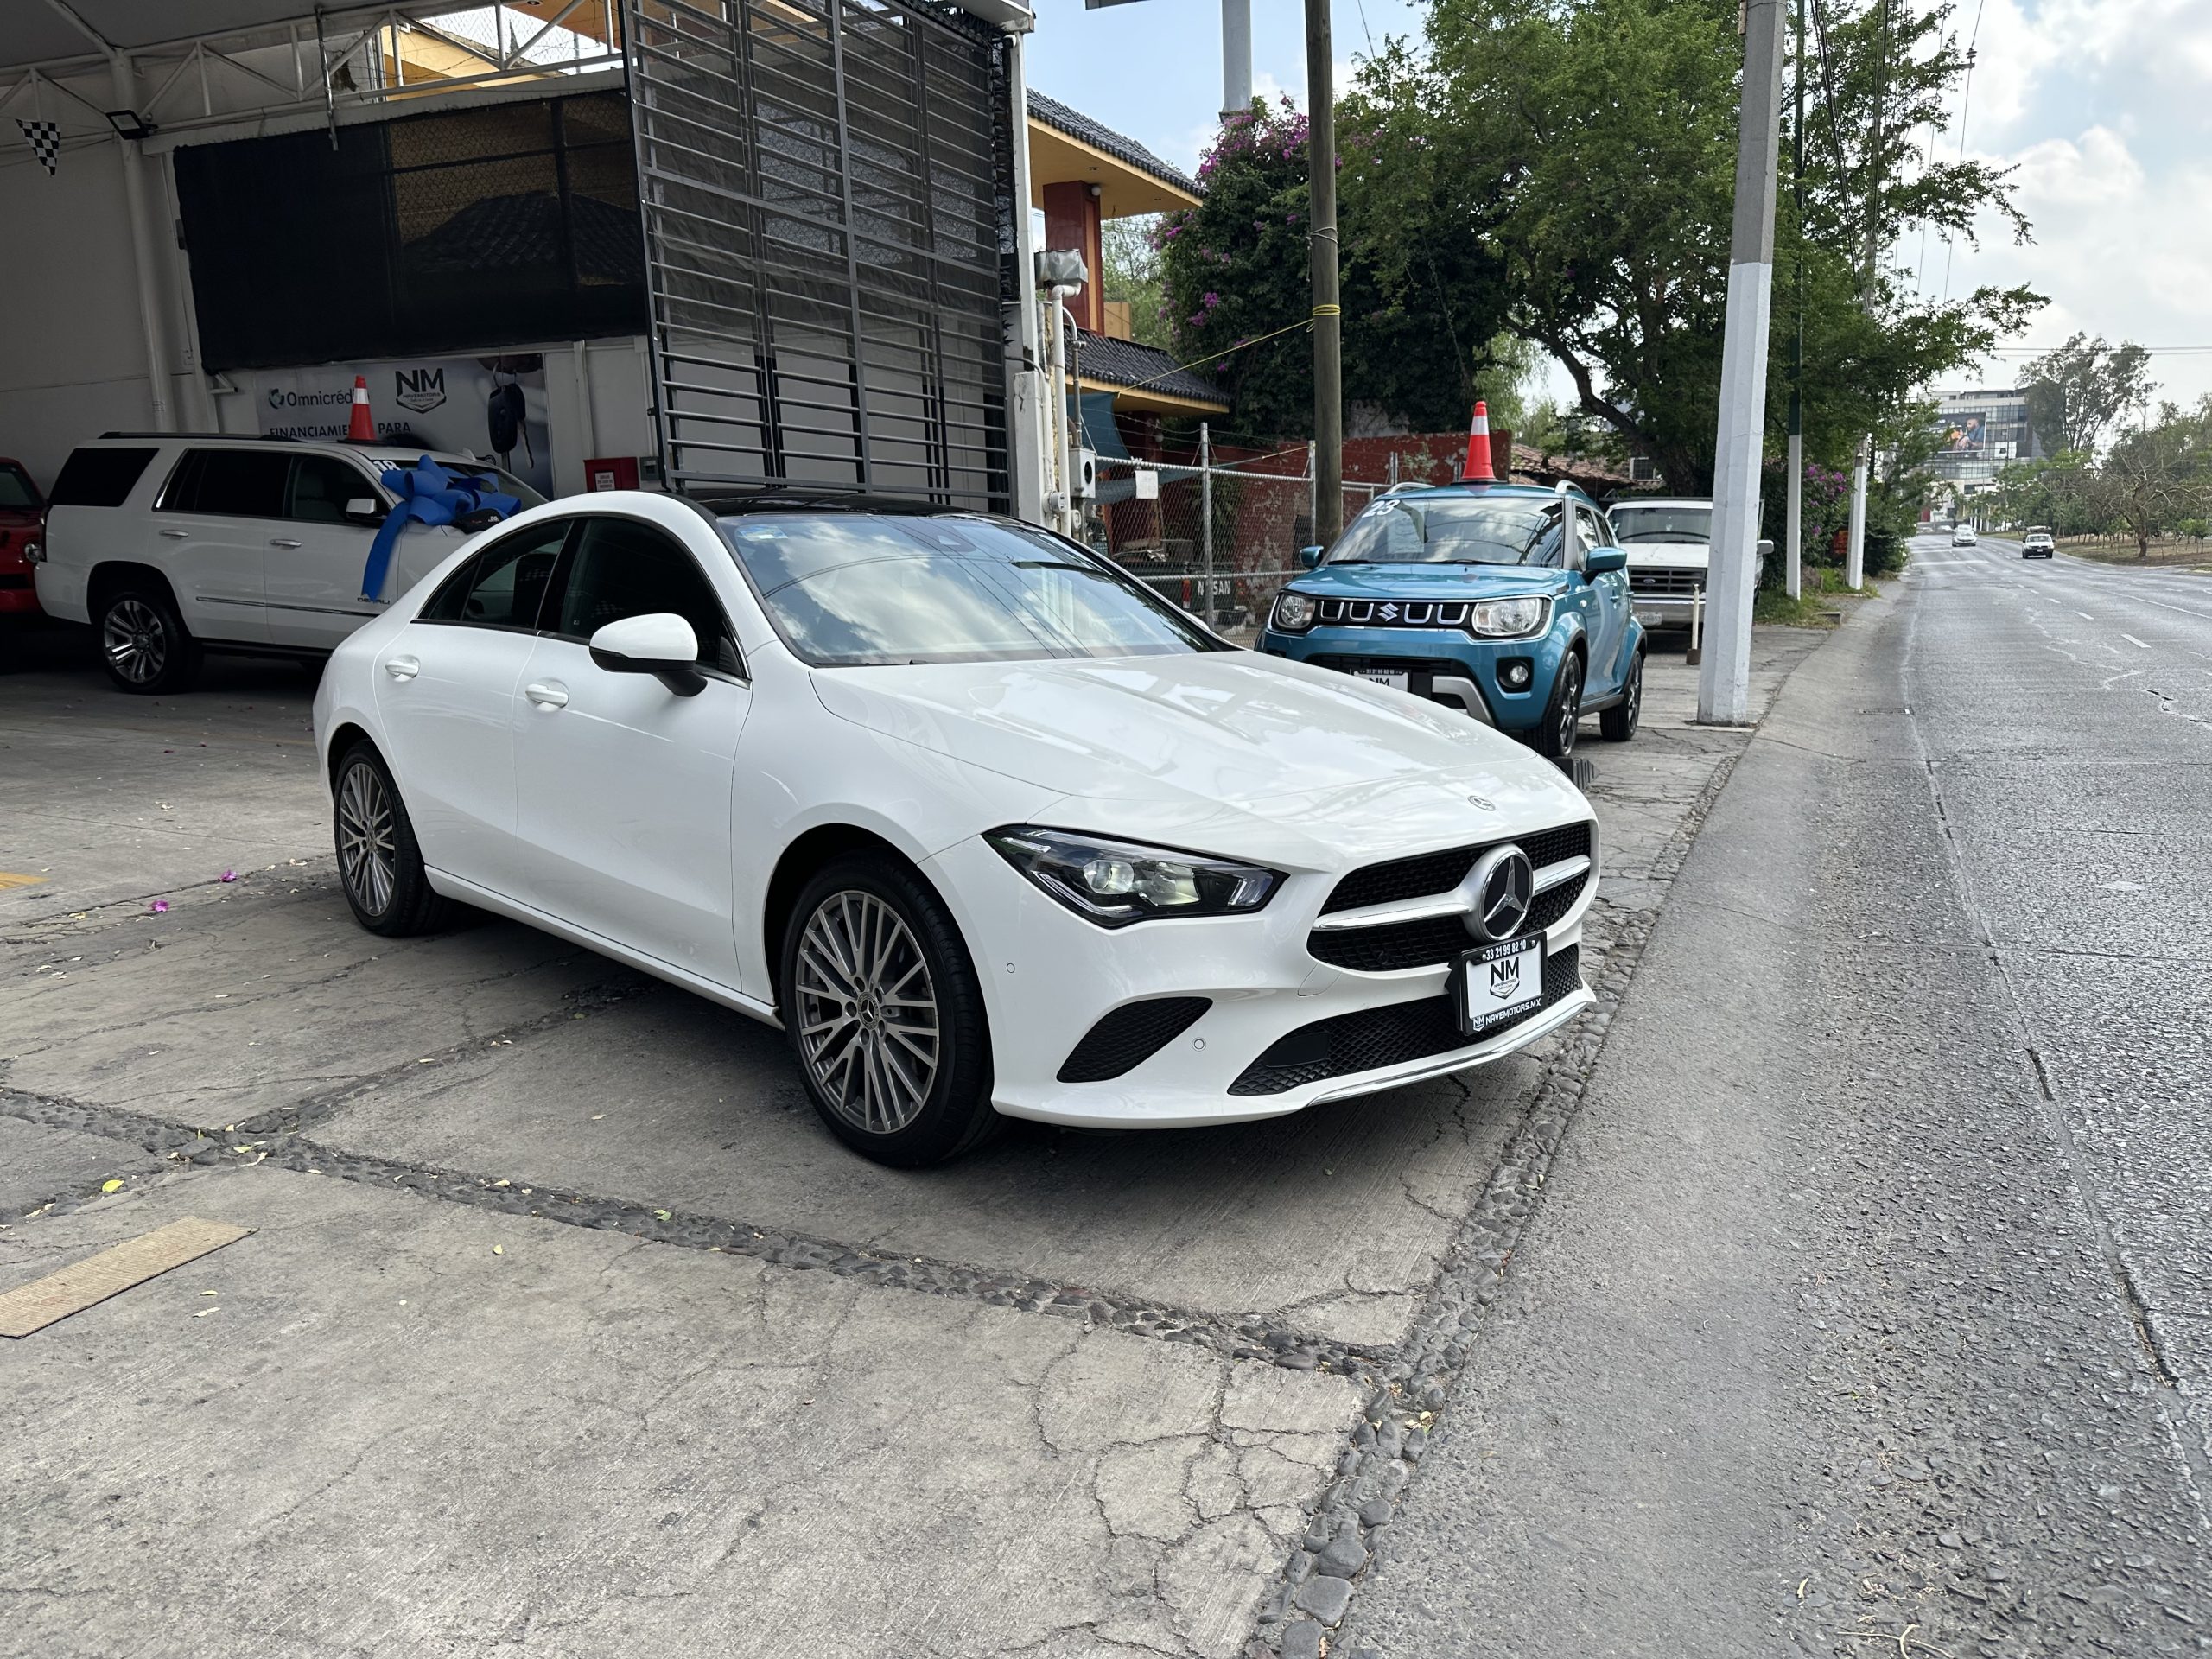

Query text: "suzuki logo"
[1378, 602, 1400, 621]
[1461, 843, 1534, 942]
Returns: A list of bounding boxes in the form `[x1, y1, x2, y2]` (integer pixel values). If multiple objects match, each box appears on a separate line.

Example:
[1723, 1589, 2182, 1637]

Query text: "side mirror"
[1297, 545, 1324, 569]
[588, 613, 705, 697]
[344, 497, 388, 527]
[1585, 548, 1627, 575]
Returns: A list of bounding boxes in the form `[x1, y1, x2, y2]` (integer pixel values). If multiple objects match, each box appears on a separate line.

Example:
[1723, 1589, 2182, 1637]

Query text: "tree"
[1100, 217, 1173, 349]
[1346, 0, 2038, 491]
[1155, 98, 1515, 436]
[2097, 397, 2212, 557]
[2022, 334, 2154, 459]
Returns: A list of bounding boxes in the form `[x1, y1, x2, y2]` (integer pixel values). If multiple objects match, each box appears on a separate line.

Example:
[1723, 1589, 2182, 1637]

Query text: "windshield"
[717, 512, 1228, 667]
[0, 465, 37, 510]
[1325, 496, 1564, 566]
[1610, 505, 1711, 544]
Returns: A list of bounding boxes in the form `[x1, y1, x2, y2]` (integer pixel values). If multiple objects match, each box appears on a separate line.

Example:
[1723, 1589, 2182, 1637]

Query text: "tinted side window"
[421, 520, 570, 629]
[288, 455, 371, 524]
[50, 447, 157, 509]
[175, 450, 289, 518]
[552, 518, 740, 674]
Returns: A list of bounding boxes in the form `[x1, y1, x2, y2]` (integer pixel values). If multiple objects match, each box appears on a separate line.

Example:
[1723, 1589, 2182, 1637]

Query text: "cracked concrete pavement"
[1, 622, 1821, 1656]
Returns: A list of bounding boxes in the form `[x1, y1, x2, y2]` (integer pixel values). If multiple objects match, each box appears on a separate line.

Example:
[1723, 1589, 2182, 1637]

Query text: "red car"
[0, 457, 45, 621]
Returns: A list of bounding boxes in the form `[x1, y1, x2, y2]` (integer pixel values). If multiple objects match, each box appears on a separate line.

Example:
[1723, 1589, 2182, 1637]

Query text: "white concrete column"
[1784, 429, 1802, 599]
[1222, 0, 1252, 119]
[1001, 27, 1046, 524]
[110, 52, 175, 432]
[1696, 0, 1786, 726]
[1844, 435, 1869, 588]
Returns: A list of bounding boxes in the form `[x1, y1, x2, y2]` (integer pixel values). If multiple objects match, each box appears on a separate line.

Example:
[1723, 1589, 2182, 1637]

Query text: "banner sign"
[241, 353, 553, 496]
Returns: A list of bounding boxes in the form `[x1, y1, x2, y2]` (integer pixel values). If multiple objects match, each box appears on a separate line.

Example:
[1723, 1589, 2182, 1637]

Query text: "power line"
[1940, 0, 1989, 301]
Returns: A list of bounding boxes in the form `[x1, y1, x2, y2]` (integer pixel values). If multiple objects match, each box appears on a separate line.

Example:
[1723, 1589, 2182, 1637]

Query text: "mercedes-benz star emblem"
[1466, 794, 1496, 811]
[1463, 843, 1534, 942]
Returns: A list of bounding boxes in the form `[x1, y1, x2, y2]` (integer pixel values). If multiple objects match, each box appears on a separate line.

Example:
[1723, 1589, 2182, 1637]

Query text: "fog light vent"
[1057, 998, 1212, 1083]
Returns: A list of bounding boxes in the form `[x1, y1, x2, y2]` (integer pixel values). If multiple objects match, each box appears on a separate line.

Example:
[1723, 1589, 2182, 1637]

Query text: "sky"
[1022, 0, 2212, 417]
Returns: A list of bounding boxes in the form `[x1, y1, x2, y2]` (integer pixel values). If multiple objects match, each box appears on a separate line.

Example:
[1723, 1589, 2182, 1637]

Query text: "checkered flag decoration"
[17, 119, 60, 175]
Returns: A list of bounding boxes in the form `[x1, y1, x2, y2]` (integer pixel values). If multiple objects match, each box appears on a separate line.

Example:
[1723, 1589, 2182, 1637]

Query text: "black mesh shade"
[175, 92, 645, 371]
[1057, 997, 1212, 1084]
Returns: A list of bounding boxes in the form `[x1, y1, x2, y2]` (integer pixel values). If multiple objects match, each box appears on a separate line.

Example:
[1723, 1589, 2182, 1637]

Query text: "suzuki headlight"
[985, 828, 1282, 928]
[1271, 590, 1317, 632]
[1467, 596, 1549, 638]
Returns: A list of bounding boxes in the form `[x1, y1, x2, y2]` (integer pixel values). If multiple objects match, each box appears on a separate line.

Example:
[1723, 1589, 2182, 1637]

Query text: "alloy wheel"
[104, 599, 168, 686]
[793, 890, 942, 1136]
[336, 762, 398, 918]
[1624, 656, 1643, 730]
[1557, 658, 1582, 755]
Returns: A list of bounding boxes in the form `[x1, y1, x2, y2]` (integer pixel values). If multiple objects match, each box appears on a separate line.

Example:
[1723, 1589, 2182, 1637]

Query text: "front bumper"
[922, 829, 1597, 1129]
[1257, 622, 1565, 734]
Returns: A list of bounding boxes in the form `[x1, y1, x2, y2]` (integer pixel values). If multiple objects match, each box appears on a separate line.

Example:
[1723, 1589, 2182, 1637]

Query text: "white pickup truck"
[1607, 497, 1712, 628]
[32, 433, 541, 693]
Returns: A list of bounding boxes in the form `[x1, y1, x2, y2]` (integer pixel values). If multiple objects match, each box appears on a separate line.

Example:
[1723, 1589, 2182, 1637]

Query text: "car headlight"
[1467, 596, 1549, 638]
[1271, 590, 1317, 632]
[984, 827, 1282, 928]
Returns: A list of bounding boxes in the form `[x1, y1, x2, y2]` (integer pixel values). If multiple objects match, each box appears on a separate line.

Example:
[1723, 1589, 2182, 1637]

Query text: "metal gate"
[621, 0, 1015, 507]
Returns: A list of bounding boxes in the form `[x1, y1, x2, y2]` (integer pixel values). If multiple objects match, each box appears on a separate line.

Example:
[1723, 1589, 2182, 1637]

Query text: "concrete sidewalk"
[3, 626, 1828, 1658]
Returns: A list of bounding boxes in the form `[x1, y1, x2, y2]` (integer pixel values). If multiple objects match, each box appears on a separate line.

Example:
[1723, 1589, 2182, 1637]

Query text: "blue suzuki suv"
[1258, 481, 1646, 760]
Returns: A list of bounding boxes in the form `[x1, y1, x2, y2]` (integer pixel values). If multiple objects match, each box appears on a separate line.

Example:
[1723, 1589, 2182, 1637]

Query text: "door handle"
[385, 655, 420, 682]
[270, 537, 303, 550]
[159, 529, 190, 539]
[524, 680, 569, 709]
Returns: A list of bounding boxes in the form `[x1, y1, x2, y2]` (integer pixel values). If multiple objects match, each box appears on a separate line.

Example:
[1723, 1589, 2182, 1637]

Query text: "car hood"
[810, 652, 1591, 868]
[1287, 563, 1568, 601]
[1621, 540, 1710, 569]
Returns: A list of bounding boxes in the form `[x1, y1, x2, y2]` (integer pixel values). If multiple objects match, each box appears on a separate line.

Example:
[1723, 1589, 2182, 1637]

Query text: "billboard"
[242, 353, 553, 496]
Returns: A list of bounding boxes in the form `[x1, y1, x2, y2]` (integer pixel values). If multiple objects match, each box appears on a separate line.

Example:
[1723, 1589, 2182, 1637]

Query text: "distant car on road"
[1605, 496, 1711, 629]
[32, 433, 543, 695]
[2021, 526, 2055, 558]
[1952, 524, 1979, 547]
[0, 457, 47, 637]
[313, 492, 1602, 1165]
[1259, 481, 1645, 762]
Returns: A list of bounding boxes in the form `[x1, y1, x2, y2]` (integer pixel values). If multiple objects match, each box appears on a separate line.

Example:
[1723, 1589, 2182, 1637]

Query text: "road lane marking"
[2076, 611, 2096, 620]
[2122, 633, 2151, 649]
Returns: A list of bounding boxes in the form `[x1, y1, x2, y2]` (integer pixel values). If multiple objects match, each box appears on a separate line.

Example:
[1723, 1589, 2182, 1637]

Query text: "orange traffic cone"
[1460, 400, 1496, 482]
[346, 375, 376, 442]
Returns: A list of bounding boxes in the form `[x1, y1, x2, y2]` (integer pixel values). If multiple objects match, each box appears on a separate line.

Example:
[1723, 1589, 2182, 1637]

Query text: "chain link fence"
[1075, 438, 1384, 640]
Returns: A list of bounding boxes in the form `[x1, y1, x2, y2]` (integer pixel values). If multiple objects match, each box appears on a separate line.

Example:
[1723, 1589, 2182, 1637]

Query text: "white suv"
[1606, 497, 1711, 627]
[32, 434, 542, 694]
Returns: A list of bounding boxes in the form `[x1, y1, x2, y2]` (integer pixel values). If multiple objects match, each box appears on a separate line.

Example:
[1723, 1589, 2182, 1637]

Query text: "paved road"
[1345, 539, 2212, 1656]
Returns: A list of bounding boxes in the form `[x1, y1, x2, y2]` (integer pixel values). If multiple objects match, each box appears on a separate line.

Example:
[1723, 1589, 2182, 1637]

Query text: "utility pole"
[1784, 0, 1805, 601]
[1222, 0, 1251, 118]
[1844, 0, 1891, 591]
[1696, 0, 1787, 726]
[1306, 0, 1344, 549]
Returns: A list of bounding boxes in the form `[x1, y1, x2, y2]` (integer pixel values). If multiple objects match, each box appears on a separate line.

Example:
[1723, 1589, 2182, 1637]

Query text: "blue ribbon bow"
[359, 456, 521, 603]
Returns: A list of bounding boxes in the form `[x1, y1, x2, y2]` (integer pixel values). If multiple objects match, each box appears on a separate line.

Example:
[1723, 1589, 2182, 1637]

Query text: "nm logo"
[1488, 958, 1520, 995]
[394, 367, 447, 415]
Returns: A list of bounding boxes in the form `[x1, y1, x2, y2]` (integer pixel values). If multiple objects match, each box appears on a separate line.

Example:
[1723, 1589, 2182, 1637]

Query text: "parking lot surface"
[2, 621, 1822, 1656]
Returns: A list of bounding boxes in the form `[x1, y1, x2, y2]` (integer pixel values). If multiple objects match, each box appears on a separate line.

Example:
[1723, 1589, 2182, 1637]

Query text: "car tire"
[1533, 649, 1584, 762]
[98, 584, 201, 696]
[779, 852, 998, 1168]
[333, 741, 453, 938]
[1599, 646, 1643, 742]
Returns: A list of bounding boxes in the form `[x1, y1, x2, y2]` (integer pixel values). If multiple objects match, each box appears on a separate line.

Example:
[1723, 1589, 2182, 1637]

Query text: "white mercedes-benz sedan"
[312, 492, 1600, 1165]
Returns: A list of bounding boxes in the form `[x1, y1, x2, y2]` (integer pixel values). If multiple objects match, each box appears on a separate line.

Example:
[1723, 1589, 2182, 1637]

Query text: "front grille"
[1315, 597, 1470, 628]
[1629, 569, 1704, 596]
[1057, 997, 1211, 1084]
[1305, 654, 1470, 683]
[1230, 944, 1581, 1095]
[1307, 874, 1588, 971]
[1319, 821, 1592, 915]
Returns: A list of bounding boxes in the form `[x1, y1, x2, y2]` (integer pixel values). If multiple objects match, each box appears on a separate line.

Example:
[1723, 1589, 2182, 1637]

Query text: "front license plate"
[1456, 936, 1544, 1038]
[1357, 667, 1409, 690]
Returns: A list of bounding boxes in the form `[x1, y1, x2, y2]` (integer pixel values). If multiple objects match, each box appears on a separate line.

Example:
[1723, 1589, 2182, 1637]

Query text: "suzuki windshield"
[1324, 497, 1564, 566]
